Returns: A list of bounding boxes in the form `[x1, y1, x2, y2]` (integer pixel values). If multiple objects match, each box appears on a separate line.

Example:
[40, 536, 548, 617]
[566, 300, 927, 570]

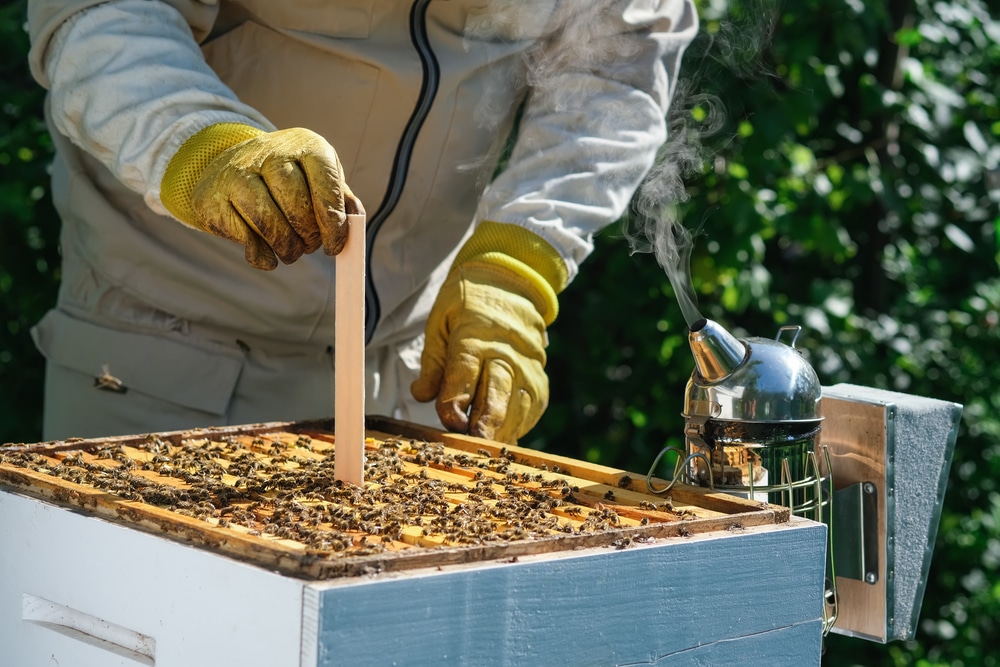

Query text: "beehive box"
[0, 417, 827, 666]
[0, 416, 791, 578]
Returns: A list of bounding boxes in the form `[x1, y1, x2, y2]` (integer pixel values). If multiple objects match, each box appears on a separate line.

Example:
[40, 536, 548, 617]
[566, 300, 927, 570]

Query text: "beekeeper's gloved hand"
[160, 124, 364, 270]
[411, 221, 568, 444]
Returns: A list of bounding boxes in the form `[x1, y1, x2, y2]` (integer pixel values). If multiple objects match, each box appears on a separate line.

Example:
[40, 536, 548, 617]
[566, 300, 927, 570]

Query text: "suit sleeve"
[475, 0, 699, 282]
[27, 0, 274, 217]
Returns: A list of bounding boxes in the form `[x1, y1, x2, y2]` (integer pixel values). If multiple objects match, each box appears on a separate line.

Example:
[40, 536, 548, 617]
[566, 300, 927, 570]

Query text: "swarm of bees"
[0, 432, 673, 559]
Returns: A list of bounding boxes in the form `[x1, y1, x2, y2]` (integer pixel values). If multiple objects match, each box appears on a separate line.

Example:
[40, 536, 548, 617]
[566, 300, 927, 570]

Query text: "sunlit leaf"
[944, 223, 976, 253]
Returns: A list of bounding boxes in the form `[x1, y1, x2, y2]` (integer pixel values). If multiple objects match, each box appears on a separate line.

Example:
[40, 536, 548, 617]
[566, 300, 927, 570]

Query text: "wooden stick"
[334, 213, 366, 486]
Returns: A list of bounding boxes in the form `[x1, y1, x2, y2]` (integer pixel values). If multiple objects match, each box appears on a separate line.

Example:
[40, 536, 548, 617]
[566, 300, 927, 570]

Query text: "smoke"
[626, 83, 727, 327]
[458, 0, 641, 180]
[459, 1, 781, 328]
[625, 0, 781, 327]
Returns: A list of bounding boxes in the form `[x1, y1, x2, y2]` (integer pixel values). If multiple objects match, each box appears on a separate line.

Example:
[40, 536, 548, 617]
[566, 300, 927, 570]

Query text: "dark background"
[2, 1, 998, 663]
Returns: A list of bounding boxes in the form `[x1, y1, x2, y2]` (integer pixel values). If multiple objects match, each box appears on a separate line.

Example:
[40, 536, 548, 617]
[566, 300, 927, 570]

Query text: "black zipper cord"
[363, 0, 440, 344]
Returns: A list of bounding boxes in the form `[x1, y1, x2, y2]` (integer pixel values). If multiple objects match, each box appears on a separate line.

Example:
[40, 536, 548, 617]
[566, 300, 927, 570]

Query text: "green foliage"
[1, 0, 998, 662]
[0, 0, 60, 443]
[530, 0, 1000, 664]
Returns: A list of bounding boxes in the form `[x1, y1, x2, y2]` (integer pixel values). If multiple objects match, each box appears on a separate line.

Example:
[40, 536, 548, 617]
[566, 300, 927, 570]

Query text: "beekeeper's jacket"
[26, 0, 698, 436]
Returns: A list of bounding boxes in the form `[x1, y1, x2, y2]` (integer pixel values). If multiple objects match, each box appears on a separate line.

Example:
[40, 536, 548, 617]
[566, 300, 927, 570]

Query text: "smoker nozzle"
[688, 318, 748, 383]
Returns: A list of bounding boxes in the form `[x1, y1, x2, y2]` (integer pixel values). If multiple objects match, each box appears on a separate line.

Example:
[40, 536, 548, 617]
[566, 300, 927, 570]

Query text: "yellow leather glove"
[411, 221, 569, 444]
[160, 123, 363, 270]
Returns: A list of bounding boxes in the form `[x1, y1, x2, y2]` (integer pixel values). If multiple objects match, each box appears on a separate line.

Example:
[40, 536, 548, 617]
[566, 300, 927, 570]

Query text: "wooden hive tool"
[334, 213, 366, 486]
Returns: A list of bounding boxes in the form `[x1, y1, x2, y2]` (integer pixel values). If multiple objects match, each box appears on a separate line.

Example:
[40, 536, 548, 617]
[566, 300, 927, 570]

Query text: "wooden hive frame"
[0, 416, 789, 579]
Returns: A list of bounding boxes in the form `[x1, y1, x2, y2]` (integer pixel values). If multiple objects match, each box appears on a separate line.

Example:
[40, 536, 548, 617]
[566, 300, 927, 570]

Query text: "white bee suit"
[26, 0, 698, 439]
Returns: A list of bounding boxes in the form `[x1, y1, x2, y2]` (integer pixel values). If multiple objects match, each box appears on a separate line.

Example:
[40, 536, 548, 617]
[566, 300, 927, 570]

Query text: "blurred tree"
[0, 0, 60, 444]
[532, 0, 1000, 665]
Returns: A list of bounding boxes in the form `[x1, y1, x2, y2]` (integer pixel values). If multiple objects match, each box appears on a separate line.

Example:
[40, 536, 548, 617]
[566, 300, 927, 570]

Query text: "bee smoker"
[644, 317, 839, 633]
[647, 318, 832, 521]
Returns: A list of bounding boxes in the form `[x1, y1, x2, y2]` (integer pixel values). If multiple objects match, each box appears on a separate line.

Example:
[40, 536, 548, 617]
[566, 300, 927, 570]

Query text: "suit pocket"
[31, 309, 243, 416]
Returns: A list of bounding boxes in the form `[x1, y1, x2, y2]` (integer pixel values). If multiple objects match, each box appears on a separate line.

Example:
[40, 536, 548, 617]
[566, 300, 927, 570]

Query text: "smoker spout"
[688, 318, 747, 383]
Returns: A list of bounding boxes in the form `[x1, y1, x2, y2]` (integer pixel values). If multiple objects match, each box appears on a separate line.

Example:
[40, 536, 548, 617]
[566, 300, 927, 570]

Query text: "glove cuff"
[160, 123, 266, 224]
[460, 254, 560, 326]
[452, 221, 569, 294]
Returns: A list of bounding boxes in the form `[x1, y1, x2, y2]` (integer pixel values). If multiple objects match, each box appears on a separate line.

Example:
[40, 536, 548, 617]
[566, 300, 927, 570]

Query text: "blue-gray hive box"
[0, 416, 828, 666]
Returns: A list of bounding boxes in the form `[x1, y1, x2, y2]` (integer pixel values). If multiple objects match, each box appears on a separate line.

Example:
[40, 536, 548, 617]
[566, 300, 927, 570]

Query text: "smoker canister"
[645, 318, 839, 634]
[649, 318, 831, 520]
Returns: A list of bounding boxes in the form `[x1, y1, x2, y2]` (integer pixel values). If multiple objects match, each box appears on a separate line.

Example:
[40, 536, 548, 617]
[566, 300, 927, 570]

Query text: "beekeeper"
[26, 0, 697, 444]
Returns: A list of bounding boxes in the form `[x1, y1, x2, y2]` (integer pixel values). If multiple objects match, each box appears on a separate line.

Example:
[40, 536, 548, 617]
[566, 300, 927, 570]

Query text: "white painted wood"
[301, 587, 321, 667]
[22, 593, 156, 663]
[306, 518, 828, 666]
[334, 212, 366, 486]
[17, 621, 150, 667]
[2, 487, 826, 666]
[0, 491, 304, 667]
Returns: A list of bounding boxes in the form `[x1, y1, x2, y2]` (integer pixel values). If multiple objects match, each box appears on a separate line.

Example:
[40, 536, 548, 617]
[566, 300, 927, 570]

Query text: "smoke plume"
[625, 0, 780, 327]
[460, 1, 780, 329]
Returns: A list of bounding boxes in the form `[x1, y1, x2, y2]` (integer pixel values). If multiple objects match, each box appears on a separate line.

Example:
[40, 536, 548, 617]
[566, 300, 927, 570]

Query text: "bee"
[94, 365, 127, 393]
[604, 489, 615, 501]
[613, 536, 634, 550]
[328, 538, 350, 552]
[64, 454, 86, 467]
[270, 526, 298, 540]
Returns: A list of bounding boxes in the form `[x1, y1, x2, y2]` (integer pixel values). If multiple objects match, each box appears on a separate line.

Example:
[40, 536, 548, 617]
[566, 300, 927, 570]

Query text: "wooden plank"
[819, 395, 887, 641]
[334, 212, 366, 487]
